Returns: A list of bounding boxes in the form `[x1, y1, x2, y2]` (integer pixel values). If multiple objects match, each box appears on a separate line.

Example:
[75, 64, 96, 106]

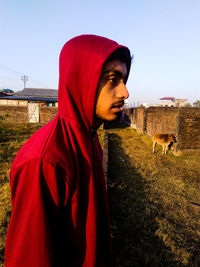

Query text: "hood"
[58, 34, 130, 130]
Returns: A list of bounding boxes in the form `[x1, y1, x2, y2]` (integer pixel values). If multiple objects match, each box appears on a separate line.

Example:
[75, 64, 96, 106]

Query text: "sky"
[0, 0, 200, 106]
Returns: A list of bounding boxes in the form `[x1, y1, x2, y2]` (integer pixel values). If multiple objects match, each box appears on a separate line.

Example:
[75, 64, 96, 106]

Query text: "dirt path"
[107, 125, 200, 266]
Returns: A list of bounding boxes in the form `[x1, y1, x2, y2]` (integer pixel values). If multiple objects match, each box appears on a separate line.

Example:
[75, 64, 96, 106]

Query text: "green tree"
[185, 103, 192, 107]
[193, 100, 200, 107]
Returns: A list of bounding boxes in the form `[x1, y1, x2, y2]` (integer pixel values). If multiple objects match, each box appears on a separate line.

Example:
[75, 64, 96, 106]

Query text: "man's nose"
[116, 82, 129, 100]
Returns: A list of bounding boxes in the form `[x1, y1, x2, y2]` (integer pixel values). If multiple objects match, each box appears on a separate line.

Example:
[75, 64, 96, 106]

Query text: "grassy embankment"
[108, 123, 200, 266]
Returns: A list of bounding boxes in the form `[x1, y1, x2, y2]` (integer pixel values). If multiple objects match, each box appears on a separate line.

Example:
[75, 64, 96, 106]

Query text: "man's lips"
[111, 101, 124, 111]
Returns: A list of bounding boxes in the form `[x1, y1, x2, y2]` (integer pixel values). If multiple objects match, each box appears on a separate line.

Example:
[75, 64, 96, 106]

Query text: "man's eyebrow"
[102, 70, 125, 78]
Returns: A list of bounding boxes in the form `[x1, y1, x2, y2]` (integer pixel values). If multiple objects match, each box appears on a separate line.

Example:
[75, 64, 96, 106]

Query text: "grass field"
[0, 122, 104, 266]
[107, 124, 200, 266]
[1, 122, 200, 266]
[0, 123, 42, 266]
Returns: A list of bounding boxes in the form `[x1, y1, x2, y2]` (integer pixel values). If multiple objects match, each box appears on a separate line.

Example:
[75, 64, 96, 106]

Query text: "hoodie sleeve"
[5, 158, 71, 267]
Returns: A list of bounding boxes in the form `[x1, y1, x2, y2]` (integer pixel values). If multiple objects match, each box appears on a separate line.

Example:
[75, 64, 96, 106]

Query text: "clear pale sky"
[0, 0, 199, 106]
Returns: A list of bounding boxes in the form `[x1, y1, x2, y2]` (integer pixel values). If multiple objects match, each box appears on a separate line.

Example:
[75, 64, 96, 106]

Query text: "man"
[5, 35, 131, 266]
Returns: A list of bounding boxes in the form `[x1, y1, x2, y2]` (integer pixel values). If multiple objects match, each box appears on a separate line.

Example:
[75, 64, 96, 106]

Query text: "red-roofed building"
[160, 97, 175, 101]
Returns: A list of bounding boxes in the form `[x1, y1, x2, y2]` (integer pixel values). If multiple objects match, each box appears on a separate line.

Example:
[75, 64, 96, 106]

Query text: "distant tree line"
[193, 100, 200, 107]
[181, 101, 200, 107]
[167, 101, 200, 108]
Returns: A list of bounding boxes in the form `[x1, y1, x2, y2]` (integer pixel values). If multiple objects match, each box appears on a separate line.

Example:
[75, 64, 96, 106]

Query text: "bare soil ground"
[107, 123, 200, 266]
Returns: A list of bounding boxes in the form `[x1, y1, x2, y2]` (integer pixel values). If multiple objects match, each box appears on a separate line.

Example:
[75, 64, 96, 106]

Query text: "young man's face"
[95, 59, 129, 121]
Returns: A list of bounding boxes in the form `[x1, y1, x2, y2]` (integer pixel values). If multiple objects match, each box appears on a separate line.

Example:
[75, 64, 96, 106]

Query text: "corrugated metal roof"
[0, 95, 57, 102]
[14, 88, 58, 97]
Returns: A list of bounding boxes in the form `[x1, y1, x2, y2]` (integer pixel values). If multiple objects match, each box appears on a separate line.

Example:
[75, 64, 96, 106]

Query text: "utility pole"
[21, 75, 29, 88]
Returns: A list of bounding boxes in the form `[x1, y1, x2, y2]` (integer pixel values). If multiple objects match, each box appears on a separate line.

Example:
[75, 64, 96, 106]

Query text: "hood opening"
[58, 34, 131, 130]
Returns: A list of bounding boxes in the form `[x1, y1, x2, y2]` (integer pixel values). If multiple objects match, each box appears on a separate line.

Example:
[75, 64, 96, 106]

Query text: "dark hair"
[105, 47, 132, 75]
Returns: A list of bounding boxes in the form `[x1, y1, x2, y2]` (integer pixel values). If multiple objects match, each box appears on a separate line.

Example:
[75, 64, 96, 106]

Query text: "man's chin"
[104, 112, 121, 122]
[95, 111, 121, 122]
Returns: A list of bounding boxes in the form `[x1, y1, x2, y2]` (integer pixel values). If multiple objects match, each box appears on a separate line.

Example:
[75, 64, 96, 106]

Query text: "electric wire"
[0, 64, 50, 88]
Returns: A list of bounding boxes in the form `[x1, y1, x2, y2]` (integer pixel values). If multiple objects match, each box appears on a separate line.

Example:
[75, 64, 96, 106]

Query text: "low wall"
[0, 106, 28, 123]
[146, 107, 178, 136]
[177, 108, 200, 149]
[40, 106, 58, 123]
[125, 107, 200, 150]
[0, 105, 58, 124]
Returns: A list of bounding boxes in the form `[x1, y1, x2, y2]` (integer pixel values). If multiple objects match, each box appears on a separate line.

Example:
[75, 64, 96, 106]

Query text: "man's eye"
[108, 77, 118, 84]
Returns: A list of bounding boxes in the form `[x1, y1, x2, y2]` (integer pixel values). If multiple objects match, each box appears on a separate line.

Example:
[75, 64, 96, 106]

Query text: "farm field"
[107, 124, 200, 266]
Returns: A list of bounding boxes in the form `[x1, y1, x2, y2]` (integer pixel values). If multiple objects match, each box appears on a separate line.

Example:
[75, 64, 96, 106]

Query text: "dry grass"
[0, 123, 105, 266]
[1, 122, 200, 266]
[108, 123, 200, 266]
[0, 123, 42, 266]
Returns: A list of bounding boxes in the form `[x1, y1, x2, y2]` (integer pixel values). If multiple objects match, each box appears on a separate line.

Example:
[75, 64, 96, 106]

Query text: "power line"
[0, 64, 50, 89]
[28, 77, 50, 88]
[0, 64, 23, 76]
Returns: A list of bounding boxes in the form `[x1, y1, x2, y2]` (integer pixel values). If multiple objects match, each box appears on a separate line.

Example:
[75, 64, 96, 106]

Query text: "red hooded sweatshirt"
[5, 35, 130, 267]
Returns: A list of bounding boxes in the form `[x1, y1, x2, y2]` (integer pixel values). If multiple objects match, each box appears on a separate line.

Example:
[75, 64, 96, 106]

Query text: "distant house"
[174, 99, 188, 107]
[0, 88, 58, 107]
[159, 97, 187, 107]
